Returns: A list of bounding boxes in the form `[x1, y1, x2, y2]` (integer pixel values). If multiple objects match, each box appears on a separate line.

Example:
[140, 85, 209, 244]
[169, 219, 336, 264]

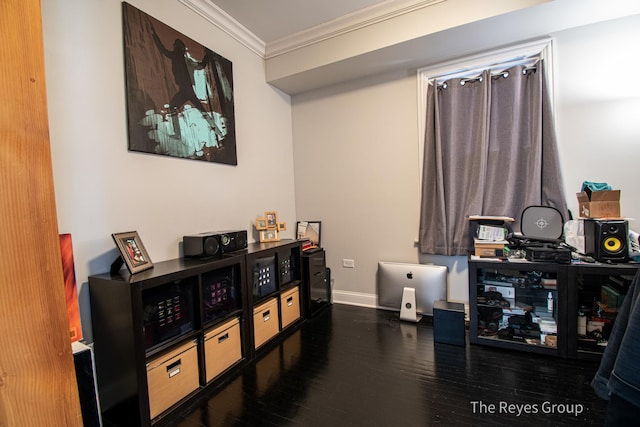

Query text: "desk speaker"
[584, 219, 629, 262]
[184, 233, 221, 258]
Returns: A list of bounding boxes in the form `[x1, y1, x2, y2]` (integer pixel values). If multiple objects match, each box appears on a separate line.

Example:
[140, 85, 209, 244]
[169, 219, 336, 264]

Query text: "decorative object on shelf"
[296, 221, 321, 252]
[111, 231, 153, 274]
[122, 2, 237, 165]
[256, 211, 286, 242]
[259, 229, 279, 243]
[265, 211, 278, 228]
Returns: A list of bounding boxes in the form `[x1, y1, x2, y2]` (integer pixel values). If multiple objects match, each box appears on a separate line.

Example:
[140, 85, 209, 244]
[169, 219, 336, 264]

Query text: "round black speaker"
[203, 236, 220, 256]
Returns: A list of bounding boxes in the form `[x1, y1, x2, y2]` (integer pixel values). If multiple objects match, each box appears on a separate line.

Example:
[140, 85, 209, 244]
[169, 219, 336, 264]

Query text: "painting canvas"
[59, 234, 82, 343]
[122, 2, 237, 165]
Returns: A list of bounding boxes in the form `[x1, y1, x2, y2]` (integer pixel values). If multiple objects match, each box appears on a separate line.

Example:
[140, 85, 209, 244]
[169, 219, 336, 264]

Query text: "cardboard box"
[146, 340, 199, 419]
[474, 239, 506, 257]
[279, 286, 301, 329]
[576, 190, 620, 218]
[253, 297, 279, 349]
[204, 317, 242, 383]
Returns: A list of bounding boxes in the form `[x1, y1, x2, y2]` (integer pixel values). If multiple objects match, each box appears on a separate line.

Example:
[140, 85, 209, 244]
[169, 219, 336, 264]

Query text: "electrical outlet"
[343, 259, 355, 268]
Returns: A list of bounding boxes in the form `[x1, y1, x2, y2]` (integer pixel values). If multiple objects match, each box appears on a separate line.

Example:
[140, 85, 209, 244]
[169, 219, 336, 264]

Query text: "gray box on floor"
[433, 300, 465, 346]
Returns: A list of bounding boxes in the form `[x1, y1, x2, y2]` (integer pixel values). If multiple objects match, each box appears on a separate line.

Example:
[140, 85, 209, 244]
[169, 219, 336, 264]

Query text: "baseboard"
[332, 290, 470, 321]
[332, 290, 377, 309]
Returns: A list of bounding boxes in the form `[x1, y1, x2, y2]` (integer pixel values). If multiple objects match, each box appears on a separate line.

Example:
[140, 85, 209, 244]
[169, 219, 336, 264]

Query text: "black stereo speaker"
[184, 233, 221, 258]
[183, 230, 248, 258]
[217, 230, 248, 253]
[584, 219, 629, 262]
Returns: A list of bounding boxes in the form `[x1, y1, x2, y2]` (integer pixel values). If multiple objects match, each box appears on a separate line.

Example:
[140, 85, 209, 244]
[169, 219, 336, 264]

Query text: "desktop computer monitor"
[377, 261, 447, 316]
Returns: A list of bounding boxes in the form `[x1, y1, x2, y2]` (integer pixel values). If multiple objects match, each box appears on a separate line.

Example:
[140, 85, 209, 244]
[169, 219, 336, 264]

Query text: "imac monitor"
[377, 262, 447, 316]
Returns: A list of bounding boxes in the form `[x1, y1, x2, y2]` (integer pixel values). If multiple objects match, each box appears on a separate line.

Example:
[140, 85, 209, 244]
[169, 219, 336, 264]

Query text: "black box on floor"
[433, 300, 466, 346]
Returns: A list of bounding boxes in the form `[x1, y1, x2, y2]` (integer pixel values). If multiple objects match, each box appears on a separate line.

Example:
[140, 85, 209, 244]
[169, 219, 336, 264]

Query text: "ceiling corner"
[178, 0, 266, 58]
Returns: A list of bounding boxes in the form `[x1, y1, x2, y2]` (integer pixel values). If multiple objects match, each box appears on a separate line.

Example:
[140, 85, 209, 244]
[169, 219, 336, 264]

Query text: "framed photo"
[122, 3, 237, 165]
[277, 222, 287, 231]
[112, 231, 153, 274]
[296, 221, 321, 249]
[255, 218, 268, 230]
[265, 211, 278, 228]
[259, 229, 279, 243]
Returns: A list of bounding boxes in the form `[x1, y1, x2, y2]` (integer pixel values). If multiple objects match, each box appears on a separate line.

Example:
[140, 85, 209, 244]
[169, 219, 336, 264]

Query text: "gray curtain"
[418, 60, 568, 256]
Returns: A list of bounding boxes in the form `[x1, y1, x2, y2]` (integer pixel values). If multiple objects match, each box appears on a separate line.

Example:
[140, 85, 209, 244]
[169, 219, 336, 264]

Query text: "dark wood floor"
[162, 304, 608, 427]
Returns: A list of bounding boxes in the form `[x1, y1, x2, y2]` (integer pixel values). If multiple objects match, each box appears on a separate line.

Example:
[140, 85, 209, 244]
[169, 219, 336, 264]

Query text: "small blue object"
[582, 181, 611, 192]
[581, 181, 612, 199]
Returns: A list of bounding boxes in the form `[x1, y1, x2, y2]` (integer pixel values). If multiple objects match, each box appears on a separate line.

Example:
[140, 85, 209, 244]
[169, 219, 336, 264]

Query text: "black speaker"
[183, 233, 221, 258]
[584, 219, 629, 262]
[217, 230, 248, 253]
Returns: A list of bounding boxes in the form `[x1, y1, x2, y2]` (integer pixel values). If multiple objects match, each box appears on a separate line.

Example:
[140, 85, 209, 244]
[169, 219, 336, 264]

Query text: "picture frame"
[265, 211, 278, 228]
[122, 3, 237, 165]
[255, 218, 268, 230]
[112, 231, 153, 274]
[277, 222, 287, 231]
[296, 221, 321, 249]
[259, 229, 279, 243]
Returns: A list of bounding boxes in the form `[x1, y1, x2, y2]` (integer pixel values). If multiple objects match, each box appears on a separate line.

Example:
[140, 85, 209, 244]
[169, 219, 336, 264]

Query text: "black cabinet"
[469, 258, 639, 359]
[303, 249, 331, 316]
[566, 263, 638, 360]
[90, 255, 247, 426]
[89, 239, 305, 426]
[469, 259, 568, 357]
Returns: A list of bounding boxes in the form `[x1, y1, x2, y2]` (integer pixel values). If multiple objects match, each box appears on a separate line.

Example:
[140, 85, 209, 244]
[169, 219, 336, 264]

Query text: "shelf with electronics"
[89, 230, 306, 427]
[469, 258, 639, 358]
[468, 201, 640, 358]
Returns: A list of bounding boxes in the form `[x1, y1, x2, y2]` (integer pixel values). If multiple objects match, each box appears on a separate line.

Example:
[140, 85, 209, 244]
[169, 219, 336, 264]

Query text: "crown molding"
[178, 0, 266, 58]
[179, 0, 445, 60]
[265, 0, 446, 59]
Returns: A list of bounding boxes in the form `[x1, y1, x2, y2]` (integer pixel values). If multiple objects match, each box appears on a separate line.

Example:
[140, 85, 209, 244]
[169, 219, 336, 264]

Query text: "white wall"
[42, 0, 296, 341]
[292, 14, 640, 309]
[554, 15, 640, 227]
[40, 1, 640, 339]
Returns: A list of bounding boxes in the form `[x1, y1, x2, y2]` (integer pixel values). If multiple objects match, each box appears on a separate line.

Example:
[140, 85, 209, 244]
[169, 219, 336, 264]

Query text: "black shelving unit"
[89, 239, 306, 426]
[469, 258, 568, 357]
[566, 262, 638, 360]
[469, 257, 639, 359]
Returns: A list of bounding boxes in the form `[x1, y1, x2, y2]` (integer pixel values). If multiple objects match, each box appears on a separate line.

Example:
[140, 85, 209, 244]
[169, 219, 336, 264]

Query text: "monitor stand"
[400, 287, 422, 323]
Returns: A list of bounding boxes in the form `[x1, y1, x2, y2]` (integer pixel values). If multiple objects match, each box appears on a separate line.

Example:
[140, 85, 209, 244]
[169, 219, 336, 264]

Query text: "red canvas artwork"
[60, 233, 82, 343]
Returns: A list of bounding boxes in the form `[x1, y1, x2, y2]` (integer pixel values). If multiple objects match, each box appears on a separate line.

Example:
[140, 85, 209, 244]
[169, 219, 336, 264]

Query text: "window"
[416, 39, 568, 256]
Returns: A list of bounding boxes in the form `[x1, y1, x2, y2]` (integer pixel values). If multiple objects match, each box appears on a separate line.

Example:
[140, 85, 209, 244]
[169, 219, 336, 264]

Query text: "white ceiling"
[186, 0, 640, 94]
[209, 0, 388, 43]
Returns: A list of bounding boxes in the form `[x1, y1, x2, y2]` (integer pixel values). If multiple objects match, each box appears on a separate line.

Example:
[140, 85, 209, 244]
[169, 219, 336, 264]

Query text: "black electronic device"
[184, 233, 221, 258]
[584, 219, 629, 263]
[217, 230, 248, 253]
[183, 230, 247, 258]
[525, 246, 572, 263]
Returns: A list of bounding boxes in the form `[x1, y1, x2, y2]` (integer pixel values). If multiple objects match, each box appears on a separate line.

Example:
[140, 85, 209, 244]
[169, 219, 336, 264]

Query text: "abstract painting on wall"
[122, 2, 237, 165]
[59, 233, 82, 343]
